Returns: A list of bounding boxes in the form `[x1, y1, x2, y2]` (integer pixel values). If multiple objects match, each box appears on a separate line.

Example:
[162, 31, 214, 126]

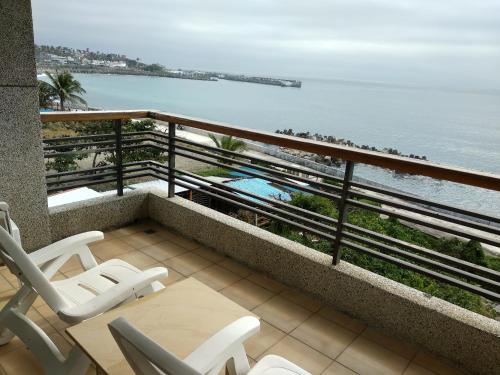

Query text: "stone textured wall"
[49, 192, 149, 242]
[0, 0, 51, 249]
[148, 190, 500, 375]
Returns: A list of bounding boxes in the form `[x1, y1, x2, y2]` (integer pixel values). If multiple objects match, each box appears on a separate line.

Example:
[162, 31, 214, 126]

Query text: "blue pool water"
[229, 167, 264, 178]
[225, 178, 292, 202]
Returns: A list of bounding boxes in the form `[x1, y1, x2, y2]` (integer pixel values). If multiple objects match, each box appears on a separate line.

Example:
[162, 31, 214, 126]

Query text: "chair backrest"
[0, 225, 66, 311]
[109, 317, 202, 375]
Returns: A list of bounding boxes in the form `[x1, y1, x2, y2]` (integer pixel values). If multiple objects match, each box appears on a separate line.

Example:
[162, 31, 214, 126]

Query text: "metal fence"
[41, 111, 500, 302]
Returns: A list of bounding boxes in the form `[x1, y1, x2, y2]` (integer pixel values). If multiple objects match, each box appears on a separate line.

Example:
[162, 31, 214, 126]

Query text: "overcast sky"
[32, 0, 500, 89]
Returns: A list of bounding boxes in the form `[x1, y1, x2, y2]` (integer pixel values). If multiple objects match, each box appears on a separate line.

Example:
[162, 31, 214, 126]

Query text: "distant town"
[35, 44, 302, 88]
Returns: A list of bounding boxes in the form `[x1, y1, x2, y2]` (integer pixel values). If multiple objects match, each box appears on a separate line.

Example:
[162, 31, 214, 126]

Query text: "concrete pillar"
[0, 0, 51, 249]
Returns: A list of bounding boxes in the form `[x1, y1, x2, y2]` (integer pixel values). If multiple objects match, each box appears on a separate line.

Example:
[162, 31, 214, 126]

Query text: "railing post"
[332, 160, 354, 264]
[114, 119, 124, 196]
[168, 122, 176, 198]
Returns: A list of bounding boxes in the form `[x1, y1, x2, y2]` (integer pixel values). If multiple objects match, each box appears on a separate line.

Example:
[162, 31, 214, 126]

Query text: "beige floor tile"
[244, 321, 285, 360]
[413, 350, 468, 375]
[26, 308, 55, 334]
[108, 223, 145, 237]
[50, 272, 67, 282]
[280, 288, 323, 312]
[58, 256, 83, 274]
[192, 246, 226, 263]
[0, 346, 44, 375]
[291, 314, 358, 359]
[247, 273, 286, 293]
[87, 231, 116, 247]
[317, 306, 366, 334]
[58, 254, 102, 275]
[35, 304, 70, 331]
[158, 230, 200, 250]
[261, 336, 332, 375]
[0, 336, 24, 356]
[140, 240, 189, 261]
[101, 231, 117, 241]
[253, 295, 311, 333]
[0, 273, 13, 293]
[362, 327, 418, 360]
[221, 279, 274, 310]
[337, 336, 410, 375]
[403, 363, 437, 375]
[164, 252, 212, 276]
[49, 331, 73, 357]
[0, 268, 18, 288]
[322, 361, 358, 375]
[219, 259, 252, 277]
[192, 265, 241, 291]
[116, 250, 157, 270]
[159, 266, 185, 286]
[120, 232, 165, 250]
[32, 295, 46, 308]
[89, 238, 135, 260]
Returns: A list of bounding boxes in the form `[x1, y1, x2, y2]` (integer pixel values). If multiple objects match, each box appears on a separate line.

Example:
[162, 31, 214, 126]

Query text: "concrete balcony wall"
[48, 191, 149, 242]
[147, 190, 500, 375]
[0, 0, 51, 249]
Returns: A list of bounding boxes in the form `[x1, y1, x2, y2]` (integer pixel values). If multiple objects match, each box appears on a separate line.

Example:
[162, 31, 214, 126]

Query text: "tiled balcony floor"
[0, 220, 467, 375]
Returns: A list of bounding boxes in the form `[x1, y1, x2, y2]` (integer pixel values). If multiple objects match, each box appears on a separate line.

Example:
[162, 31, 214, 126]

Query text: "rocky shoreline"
[275, 128, 428, 170]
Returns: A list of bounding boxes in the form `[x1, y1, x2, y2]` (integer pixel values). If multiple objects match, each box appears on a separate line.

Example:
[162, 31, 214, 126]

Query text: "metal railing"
[41, 110, 500, 302]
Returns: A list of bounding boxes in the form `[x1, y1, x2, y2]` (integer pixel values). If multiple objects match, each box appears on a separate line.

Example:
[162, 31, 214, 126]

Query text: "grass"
[195, 167, 234, 178]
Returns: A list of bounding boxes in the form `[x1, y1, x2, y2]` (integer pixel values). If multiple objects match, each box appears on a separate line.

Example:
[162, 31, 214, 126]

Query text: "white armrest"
[58, 267, 168, 323]
[29, 231, 104, 266]
[185, 316, 260, 374]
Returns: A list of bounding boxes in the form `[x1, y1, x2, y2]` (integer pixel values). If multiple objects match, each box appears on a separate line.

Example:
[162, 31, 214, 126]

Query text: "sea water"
[56, 73, 500, 216]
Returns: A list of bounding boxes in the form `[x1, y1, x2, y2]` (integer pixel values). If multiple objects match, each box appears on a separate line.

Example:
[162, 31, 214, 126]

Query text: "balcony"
[10, 109, 494, 374]
[1, 219, 472, 375]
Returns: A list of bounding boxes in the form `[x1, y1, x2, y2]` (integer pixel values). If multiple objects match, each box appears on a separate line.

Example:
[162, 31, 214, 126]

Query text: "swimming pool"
[228, 166, 264, 178]
[224, 178, 292, 202]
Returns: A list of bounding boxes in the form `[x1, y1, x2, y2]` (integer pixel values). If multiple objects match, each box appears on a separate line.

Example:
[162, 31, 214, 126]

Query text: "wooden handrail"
[39, 110, 151, 122]
[40, 110, 500, 192]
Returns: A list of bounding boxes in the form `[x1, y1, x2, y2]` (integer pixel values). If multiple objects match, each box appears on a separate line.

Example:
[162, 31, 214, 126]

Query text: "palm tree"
[45, 71, 87, 111]
[208, 134, 246, 152]
[38, 80, 54, 108]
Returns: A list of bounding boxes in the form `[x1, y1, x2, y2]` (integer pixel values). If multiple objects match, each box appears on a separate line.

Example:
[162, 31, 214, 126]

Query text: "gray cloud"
[32, 0, 500, 89]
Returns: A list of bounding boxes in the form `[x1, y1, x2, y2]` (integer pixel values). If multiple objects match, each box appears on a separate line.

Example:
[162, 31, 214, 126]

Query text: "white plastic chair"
[109, 316, 311, 375]
[0, 202, 168, 375]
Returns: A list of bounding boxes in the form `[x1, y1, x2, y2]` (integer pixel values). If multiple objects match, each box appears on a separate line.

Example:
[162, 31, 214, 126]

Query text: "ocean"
[52, 73, 500, 216]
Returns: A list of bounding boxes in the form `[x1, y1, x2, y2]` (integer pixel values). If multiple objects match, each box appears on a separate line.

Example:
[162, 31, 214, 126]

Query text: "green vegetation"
[196, 167, 233, 178]
[266, 193, 498, 318]
[43, 119, 166, 172]
[43, 71, 87, 110]
[208, 134, 247, 152]
[38, 80, 54, 108]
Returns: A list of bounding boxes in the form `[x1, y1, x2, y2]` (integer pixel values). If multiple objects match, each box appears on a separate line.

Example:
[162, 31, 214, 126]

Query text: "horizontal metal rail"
[173, 148, 341, 201]
[174, 135, 345, 184]
[341, 239, 500, 301]
[41, 112, 500, 303]
[348, 189, 500, 236]
[174, 142, 343, 194]
[347, 199, 500, 247]
[350, 180, 500, 225]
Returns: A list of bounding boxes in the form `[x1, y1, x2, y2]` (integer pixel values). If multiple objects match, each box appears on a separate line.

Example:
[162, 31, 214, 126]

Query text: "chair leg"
[225, 346, 251, 375]
[0, 286, 91, 375]
[0, 285, 36, 345]
[2, 308, 91, 375]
